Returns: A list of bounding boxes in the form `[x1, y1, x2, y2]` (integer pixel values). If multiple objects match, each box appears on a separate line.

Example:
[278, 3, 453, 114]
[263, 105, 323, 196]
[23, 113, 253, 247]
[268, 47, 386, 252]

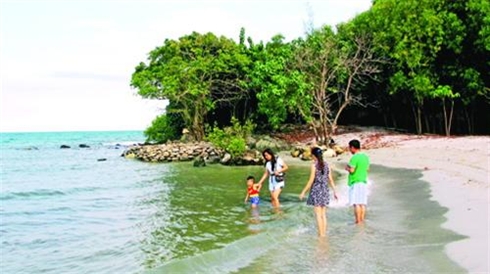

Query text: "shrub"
[206, 117, 255, 158]
[144, 114, 182, 144]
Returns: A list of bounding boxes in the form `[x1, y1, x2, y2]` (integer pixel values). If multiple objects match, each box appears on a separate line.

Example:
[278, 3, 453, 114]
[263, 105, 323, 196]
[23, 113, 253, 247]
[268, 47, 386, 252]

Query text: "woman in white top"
[257, 148, 289, 208]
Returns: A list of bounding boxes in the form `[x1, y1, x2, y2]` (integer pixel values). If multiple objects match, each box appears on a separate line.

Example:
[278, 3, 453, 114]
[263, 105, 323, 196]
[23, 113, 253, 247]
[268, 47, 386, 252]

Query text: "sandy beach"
[283, 128, 489, 273]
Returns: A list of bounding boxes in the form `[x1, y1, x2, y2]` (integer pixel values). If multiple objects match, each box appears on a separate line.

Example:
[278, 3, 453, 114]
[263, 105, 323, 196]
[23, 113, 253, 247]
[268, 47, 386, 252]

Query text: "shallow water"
[0, 132, 465, 273]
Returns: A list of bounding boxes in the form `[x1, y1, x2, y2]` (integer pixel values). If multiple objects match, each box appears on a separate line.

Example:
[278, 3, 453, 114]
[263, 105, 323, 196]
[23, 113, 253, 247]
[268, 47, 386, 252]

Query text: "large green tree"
[131, 32, 250, 141]
[246, 34, 309, 129]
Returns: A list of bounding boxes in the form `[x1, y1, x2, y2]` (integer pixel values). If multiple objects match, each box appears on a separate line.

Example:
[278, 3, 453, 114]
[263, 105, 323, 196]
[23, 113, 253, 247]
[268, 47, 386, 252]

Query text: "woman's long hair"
[311, 147, 324, 174]
[262, 148, 277, 171]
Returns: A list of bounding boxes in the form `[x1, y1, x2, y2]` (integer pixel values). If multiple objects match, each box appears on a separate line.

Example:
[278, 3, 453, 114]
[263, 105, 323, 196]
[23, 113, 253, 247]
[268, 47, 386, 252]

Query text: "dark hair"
[246, 175, 255, 181]
[262, 148, 277, 171]
[311, 147, 325, 174]
[349, 139, 361, 149]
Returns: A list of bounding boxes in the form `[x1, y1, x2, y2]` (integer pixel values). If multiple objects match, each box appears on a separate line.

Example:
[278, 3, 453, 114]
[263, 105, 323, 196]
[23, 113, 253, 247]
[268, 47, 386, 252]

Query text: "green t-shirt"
[348, 152, 370, 186]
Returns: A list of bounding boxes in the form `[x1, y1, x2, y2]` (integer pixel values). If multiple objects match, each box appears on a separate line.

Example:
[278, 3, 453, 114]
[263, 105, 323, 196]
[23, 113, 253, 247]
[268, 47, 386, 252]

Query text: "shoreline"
[282, 131, 489, 273]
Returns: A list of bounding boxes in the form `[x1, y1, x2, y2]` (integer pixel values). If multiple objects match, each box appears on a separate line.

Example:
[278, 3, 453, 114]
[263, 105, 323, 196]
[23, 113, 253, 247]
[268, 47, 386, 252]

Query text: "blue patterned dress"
[306, 161, 330, 206]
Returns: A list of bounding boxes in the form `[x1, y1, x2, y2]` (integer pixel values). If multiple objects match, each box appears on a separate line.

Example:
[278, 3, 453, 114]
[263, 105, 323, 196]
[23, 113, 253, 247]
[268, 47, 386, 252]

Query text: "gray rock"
[220, 153, 232, 165]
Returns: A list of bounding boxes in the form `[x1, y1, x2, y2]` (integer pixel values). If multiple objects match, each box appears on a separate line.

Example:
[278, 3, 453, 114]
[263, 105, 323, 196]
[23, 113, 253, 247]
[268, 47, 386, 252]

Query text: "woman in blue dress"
[300, 147, 338, 237]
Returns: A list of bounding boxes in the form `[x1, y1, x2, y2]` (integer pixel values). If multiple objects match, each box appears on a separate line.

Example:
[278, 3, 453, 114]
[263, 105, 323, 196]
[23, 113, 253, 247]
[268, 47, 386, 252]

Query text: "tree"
[131, 32, 250, 141]
[369, 0, 470, 135]
[294, 26, 382, 143]
[247, 35, 310, 129]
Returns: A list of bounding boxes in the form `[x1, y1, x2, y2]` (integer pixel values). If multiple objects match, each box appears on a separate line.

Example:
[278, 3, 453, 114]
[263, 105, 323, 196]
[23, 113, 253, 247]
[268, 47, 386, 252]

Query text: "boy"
[244, 175, 260, 208]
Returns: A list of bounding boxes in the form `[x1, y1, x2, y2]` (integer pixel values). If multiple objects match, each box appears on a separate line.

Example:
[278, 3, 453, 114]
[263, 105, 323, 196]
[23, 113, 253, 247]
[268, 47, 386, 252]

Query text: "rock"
[332, 145, 345, 155]
[246, 136, 257, 149]
[97, 158, 107, 162]
[60, 145, 70, 149]
[291, 148, 302, 158]
[324, 148, 336, 158]
[124, 152, 136, 159]
[79, 144, 90, 148]
[220, 153, 232, 165]
[301, 149, 312, 161]
[179, 153, 191, 161]
[207, 155, 221, 164]
[193, 156, 206, 167]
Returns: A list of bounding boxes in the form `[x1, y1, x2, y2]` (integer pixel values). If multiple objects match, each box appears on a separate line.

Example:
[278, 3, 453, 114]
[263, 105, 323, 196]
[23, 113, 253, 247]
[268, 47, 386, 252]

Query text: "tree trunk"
[448, 100, 454, 136]
[424, 113, 431, 134]
[412, 103, 423, 135]
[464, 107, 474, 134]
[442, 98, 455, 137]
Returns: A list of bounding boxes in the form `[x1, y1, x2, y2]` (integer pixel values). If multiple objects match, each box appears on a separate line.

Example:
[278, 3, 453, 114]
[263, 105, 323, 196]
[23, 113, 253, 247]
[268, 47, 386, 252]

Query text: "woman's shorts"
[349, 183, 368, 205]
[269, 181, 285, 192]
[250, 196, 260, 205]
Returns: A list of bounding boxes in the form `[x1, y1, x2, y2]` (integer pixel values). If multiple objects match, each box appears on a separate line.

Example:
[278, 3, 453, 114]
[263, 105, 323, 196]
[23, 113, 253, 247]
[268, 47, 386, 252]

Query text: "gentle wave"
[0, 187, 103, 201]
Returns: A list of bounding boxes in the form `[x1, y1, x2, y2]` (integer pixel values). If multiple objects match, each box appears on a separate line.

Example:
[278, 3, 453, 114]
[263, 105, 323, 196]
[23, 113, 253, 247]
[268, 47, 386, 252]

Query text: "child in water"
[244, 175, 260, 208]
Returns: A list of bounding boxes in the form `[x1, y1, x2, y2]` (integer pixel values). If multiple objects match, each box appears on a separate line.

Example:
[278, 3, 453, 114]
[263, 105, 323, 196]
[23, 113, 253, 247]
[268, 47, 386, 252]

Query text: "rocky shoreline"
[119, 126, 415, 166]
[121, 141, 268, 166]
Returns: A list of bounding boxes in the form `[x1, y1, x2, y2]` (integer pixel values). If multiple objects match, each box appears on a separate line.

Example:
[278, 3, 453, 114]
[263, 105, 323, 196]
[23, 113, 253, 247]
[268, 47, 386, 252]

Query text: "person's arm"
[328, 166, 338, 200]
[299, 164, 315, 200]
[244, 191, 249, 203]
[257, 169, 269, 191]
[345, 157, 356, 173]
[274, 158, 289, 176]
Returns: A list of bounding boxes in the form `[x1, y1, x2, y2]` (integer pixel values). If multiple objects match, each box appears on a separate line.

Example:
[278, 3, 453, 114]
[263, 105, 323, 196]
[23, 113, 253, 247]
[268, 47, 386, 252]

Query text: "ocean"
[0, 131, 465, 273]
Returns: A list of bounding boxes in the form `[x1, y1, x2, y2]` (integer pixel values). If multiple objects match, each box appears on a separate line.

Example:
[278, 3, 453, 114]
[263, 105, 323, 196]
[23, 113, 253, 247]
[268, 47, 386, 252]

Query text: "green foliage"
[205, 117, 255, 158]
[144, 114, 181, 144]
[247, 35, 310, 129]
[133, 0, 490, 139]
[131, 32, 250, 141]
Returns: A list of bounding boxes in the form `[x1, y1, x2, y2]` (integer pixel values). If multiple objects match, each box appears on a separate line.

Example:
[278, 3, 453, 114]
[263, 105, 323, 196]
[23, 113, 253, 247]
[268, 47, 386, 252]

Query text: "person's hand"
[244, 198, 248, 204]
[299, 192, 305, 201]
[333, 191, 339, 201]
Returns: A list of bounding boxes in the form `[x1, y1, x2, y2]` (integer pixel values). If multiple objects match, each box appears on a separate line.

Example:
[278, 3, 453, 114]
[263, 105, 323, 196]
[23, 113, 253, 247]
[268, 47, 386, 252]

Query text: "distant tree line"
[131, 0, 489, 144]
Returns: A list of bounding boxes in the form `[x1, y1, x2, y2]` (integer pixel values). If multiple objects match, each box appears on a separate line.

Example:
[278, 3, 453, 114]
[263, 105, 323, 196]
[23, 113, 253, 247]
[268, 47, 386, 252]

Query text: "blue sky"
[0, 0, 372, 132]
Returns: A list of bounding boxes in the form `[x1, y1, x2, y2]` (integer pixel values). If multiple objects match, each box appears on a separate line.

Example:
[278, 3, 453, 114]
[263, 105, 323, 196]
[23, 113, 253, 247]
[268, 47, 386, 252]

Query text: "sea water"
[0, 131, 465, 273]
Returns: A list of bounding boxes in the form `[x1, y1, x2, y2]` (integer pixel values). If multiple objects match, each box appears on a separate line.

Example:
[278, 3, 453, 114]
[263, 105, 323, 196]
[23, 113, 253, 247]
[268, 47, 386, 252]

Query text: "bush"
[144, 114, 182, 144]
[206, 117, 255, 158]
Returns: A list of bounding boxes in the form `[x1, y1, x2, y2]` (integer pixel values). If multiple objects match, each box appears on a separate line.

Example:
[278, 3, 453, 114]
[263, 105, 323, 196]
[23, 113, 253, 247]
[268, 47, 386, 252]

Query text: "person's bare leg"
[314, 207, 325, 236]
[360, 205, 366, 222]
[271, 188, 282, 208]
[354, 205, 362, 224]
[322, 207, 327, 235]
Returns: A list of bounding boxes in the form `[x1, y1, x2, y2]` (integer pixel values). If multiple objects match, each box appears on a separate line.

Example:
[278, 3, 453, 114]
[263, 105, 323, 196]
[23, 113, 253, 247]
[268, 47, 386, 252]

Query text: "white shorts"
[349, 183, 368, 205]
[269, 181, 285, 192]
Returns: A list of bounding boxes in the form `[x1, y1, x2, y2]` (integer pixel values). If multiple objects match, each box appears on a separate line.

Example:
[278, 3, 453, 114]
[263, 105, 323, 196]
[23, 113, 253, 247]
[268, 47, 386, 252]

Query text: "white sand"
[326, 132, 490, 273]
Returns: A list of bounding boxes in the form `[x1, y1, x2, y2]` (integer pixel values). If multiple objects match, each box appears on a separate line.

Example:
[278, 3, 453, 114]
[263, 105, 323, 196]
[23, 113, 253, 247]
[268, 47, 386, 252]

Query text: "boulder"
[79, 144, 90, 148]
[323, 148, 336, 158]
[220, 153, 232, 165]
[301, 149, 312, 161]
[60, 145, 70, 149]
[332, 145, 345, 155]
[193, 156, 206, 167]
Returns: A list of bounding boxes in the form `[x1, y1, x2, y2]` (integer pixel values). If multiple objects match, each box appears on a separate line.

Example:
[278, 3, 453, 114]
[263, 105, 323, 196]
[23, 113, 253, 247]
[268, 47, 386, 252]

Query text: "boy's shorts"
[250, 196, 260, 205]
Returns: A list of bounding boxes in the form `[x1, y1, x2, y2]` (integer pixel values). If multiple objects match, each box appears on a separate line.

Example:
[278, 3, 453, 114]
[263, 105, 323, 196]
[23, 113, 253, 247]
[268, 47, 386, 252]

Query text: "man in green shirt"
[345, 139, 370, 224]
